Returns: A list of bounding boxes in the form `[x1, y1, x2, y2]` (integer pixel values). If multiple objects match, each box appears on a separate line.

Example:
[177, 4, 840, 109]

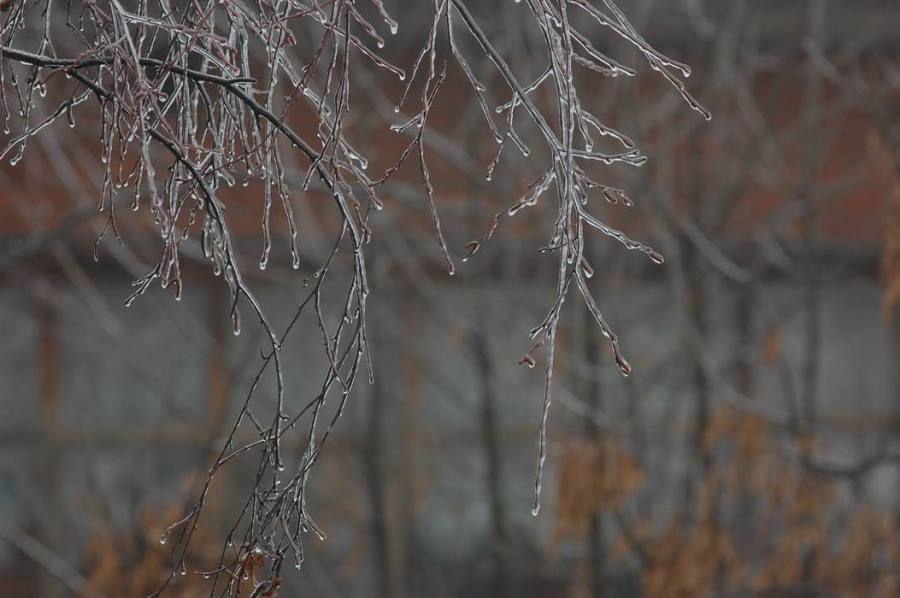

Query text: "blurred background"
[2, 0, 900, 596]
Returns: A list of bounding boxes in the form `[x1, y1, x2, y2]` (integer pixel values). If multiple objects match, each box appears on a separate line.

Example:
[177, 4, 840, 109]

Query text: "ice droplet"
[461, 241, 479, 262]
[616, 354, 632, 377]
[581, 260, 594, 279]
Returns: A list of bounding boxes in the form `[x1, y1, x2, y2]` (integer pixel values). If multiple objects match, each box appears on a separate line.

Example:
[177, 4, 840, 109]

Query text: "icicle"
[232, 310, 241, 336]
[461, 241, 480, 262]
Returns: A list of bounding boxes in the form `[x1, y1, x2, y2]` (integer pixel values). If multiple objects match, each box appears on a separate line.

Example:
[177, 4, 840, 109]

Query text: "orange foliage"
[555, 410, 900, 597]
[553, 437, 644, 546]
[81, 504, 216, 597]
[881, 182, 900, 318]
[874, 129, 900, 318]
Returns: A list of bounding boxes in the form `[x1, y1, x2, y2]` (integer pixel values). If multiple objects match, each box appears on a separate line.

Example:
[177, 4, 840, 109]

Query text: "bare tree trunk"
[36, 297, 66, 598]
[400, 300, 422, 598]
[206, 291, 230, 445]
[800, 274, 821, 429]
[800, 0, 827, 433]
[682, 131, 712, 510]
[364, 302, 394, 598]
[583, 320, 606, 597]
[682, 255, 712, 531]
[888, 217, 900, 560]
[734, 281, 755, 398]
[473, 327, 510, 598]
